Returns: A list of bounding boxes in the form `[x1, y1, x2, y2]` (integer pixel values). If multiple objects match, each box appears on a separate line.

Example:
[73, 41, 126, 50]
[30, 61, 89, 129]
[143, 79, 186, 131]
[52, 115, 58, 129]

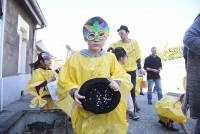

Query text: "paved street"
[0, 93, 196, 134]
[128, 93, 196, 134]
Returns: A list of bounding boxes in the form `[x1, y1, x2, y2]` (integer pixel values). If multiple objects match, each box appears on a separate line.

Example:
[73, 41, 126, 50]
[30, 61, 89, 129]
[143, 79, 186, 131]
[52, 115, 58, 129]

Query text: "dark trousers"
[194, 119, 200, 134]
[127, 71, 138, 112]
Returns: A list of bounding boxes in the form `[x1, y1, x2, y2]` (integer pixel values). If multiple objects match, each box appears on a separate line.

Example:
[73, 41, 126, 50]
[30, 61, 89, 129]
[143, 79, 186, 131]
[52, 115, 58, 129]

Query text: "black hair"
[30, 52, 48, 70]
[179, 94, 185, 103]
[107, 47, 114, 52]
[83, 16, 108, 27]
[112, 47, 127, 61]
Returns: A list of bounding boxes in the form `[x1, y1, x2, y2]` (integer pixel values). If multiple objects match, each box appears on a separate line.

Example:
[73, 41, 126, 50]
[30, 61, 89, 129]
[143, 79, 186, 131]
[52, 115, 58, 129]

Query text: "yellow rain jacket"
[109, 40, 141, 72]
[57, 52, 132, 134]
[26, 68, 57, 109]
[155, 96, 186, 124]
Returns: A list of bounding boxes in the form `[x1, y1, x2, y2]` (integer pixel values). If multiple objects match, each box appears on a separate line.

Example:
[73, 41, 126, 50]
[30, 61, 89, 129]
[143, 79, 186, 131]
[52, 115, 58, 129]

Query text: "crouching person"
[156, 94, 190, 134]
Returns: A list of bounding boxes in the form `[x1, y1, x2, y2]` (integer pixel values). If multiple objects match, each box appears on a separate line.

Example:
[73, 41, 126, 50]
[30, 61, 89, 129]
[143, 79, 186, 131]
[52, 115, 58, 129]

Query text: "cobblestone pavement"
[127, 93, 196, 134]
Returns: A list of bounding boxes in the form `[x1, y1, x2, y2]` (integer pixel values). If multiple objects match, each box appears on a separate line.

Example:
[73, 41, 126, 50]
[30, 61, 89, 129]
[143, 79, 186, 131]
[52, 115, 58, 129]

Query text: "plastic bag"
[135, 77, 142, 96]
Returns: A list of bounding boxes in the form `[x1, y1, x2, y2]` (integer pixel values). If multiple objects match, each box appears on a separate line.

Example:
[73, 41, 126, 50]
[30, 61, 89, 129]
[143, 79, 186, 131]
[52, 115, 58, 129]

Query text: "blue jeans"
[147, 79, 163, 103]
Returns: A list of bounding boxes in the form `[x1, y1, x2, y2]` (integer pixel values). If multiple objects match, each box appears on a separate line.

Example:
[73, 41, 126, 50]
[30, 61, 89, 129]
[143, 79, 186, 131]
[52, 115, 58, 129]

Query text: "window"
[17, 15, 29, 74]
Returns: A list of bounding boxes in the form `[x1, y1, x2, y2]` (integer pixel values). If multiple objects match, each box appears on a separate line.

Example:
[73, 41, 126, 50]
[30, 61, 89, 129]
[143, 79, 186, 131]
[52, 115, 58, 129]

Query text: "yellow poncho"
[155, 96, 186, 124]
[57, 52, 132, 134]
[26, 68, 57, 109]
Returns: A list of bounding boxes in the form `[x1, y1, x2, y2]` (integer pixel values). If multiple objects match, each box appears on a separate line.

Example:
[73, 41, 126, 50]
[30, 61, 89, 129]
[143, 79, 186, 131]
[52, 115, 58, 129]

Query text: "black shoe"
[158, 120, 166, 127]
[136, 107, 141, 113]
[129, 113, 140, 120]
[148, 102, 152, 105]
[140, 92, 144, 95]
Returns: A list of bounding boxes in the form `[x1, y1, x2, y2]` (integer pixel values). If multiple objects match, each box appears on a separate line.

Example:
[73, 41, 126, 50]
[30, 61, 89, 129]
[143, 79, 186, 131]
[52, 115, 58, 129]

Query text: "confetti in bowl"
[79, 78, 121, 114]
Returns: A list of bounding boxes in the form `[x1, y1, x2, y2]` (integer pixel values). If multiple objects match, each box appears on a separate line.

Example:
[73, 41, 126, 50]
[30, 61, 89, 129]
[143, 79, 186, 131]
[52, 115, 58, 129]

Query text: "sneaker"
[136, 107, 141, 113]
[129, 113, 140, 120]
[148, 101, 152, 105]
[158, 120, 166, 126]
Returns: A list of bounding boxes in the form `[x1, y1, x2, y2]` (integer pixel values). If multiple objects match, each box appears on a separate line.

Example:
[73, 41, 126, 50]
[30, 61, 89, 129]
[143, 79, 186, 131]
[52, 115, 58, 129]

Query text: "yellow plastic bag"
[155, 96, 186, 124]
[135, 77, 142, 96]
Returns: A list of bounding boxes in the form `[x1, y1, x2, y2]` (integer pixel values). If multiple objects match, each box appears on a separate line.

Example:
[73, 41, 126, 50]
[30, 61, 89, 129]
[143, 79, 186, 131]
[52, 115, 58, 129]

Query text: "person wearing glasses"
[108, 25, 141, 120]
[57, 17, 132, 134]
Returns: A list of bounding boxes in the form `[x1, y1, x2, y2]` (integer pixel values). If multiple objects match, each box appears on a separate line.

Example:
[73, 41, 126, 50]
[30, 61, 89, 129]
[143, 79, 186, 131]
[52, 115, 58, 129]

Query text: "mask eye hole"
[98, 31, 106, 40]
[87, 33, 95, 40]
[99, 31, 105, 36]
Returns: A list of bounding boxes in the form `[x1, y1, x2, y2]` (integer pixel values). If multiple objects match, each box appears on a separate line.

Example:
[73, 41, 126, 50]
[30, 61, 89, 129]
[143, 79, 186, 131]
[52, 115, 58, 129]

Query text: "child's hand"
[108, 79, 120, 91]
[74, 90, 85, 107]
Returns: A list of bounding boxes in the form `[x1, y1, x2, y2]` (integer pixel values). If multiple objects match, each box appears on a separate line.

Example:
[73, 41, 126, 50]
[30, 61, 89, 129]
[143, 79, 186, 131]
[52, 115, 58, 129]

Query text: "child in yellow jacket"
[112, 47, 140, 120]
[57, 16, 132, 134]
[26, 52, 57, 109]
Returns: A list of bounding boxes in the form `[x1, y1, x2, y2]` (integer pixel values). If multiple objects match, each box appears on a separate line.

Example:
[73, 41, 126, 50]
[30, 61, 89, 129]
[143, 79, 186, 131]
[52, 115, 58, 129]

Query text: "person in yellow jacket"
[156, 95, 190, 134]
[112, 47, 139, 121]
[26, 52, 57, 109]
[108, 25, 141, 119]
[57, 16, 132, 134]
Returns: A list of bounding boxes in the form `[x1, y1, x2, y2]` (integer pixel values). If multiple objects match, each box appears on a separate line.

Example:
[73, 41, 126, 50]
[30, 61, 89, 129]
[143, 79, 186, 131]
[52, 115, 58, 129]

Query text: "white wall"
[161, 58, 186, 94]
[2, 74, 31, 106]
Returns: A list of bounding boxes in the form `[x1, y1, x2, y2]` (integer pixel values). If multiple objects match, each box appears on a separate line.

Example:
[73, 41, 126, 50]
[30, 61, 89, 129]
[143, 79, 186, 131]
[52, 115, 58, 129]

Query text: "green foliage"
[157, 46, 183, 61]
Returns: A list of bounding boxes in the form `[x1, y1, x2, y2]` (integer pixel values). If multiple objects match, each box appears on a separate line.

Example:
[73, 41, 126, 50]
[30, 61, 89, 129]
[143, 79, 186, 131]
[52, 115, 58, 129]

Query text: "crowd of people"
[25, 14, 200, 134]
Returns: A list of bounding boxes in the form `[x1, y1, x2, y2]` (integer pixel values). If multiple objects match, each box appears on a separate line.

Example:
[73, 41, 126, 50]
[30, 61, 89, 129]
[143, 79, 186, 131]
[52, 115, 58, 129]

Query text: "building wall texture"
[3, 0, 36, 77]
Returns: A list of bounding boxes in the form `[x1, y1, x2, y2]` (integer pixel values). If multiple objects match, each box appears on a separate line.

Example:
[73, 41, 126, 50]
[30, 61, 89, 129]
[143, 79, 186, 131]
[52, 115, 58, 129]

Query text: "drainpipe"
[0, 0, 7, 112]
[32, 26, 44, 64]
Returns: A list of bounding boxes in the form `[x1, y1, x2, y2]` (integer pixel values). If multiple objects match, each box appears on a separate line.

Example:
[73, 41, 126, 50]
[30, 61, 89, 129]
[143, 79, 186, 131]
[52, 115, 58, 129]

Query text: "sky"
[36, 0, 200, 59]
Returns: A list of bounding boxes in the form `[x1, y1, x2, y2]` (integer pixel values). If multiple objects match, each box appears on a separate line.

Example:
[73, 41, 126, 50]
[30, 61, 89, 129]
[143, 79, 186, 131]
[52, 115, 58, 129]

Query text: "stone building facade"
[0, 0, 47, 110]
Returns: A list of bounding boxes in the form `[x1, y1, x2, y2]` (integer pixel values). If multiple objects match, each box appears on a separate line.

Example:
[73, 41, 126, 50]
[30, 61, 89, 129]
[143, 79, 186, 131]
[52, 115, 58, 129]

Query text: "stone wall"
[2, 0, 36, 77]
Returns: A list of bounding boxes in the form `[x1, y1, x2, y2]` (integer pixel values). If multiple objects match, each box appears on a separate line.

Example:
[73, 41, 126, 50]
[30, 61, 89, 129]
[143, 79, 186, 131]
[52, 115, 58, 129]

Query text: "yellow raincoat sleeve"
[57, 54, 79, 116]
[57, 59, 79, 100]
[109, 53, 132, 100]
[133, 40, 141, 60]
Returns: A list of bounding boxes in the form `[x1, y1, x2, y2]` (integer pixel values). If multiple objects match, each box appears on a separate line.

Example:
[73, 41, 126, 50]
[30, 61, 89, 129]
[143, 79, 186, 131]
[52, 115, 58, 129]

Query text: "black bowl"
[79, 78, 121, 114]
